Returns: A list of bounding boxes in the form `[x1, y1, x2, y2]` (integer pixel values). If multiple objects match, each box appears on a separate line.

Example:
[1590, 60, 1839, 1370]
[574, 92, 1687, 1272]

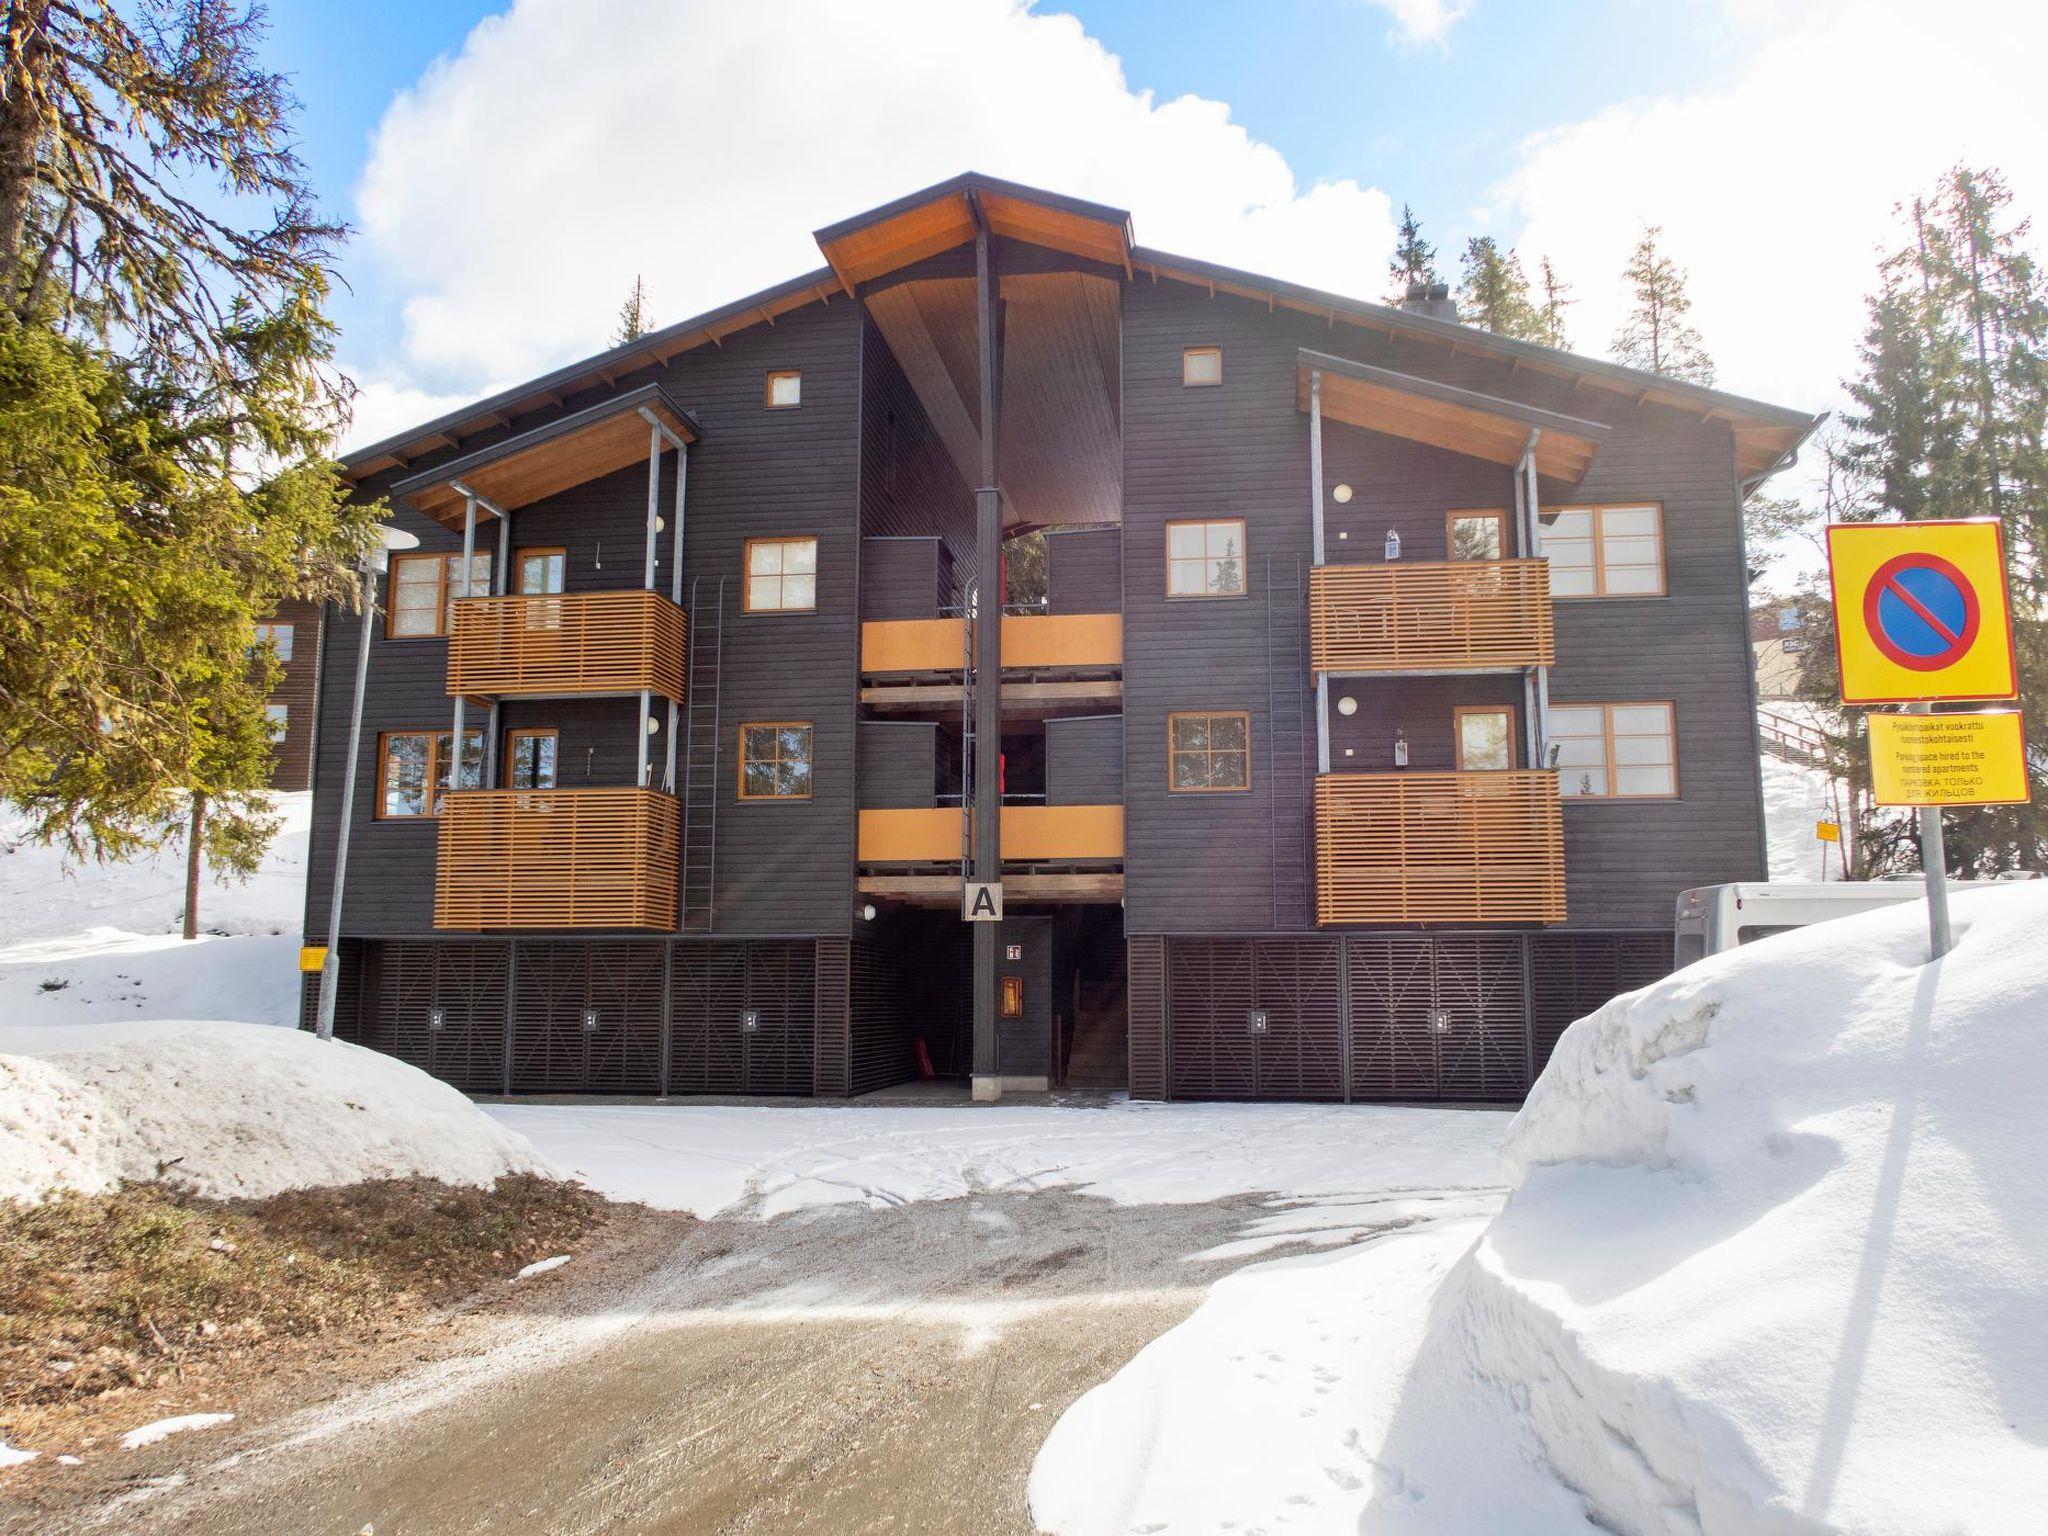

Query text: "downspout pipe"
[1518, 431, 1553, 771]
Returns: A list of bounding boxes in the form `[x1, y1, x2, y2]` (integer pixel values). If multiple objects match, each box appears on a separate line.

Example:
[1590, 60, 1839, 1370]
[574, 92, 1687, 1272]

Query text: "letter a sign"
[1826, 520, 2018, 704]
[963, 881, 1003, 922]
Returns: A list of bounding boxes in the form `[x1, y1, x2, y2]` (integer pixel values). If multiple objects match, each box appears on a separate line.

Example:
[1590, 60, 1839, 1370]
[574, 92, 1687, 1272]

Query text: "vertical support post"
[644, 424, 662, 591]
[666, 443, 686, 793]
[1909, 701, 1953, 960]
[1520, 438, 1552, 769]
[637, 688, 653, 788]
[1308, 370, 1326, 566]
[1315, 674, 1331, 775]
[485, 504, 511, 791]
[971, 213, 1003, 1102]
[317, 561, 380, 1042]
[449, 494, 478, 796]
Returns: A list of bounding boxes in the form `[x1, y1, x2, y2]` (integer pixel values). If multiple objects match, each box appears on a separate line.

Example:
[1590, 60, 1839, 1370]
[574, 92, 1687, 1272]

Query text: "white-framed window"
[1539, 504, 1665, 598]
[1549, 702, 1677, 798]
[265, 703, 289, 741]
[252, 622, 295, 662]
[765, 369, 802, 408]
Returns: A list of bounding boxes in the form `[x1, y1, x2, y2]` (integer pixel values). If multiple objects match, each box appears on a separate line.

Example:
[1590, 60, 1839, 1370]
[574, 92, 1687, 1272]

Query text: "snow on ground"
[1760, 753, 1840, 881]
[0, 1019, 548, 1203]
[0, 793, 310, 1030]
[486, 1099, 1512, 1227]
[1034, 885, 2048, 1536]
[118, 1413, 235, 1451]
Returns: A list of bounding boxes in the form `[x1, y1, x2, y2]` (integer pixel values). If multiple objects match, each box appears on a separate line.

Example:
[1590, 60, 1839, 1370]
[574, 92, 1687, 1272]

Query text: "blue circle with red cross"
[1862, 552, 1981, 672]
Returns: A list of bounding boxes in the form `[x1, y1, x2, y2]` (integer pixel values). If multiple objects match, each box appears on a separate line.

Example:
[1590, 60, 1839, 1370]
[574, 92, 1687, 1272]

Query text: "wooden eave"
[1296, 349, 1608, 482]
[389, 385, 699, 529]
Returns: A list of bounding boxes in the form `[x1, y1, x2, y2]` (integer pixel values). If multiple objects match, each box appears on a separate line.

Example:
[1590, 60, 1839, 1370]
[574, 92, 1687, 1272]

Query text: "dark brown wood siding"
[1045, 714, 1122, 804]
[860, 536, 949, 620]
[858, 720, 941, 808]
[261, 596, 324, 792]
[1045, 526, 1121, 614]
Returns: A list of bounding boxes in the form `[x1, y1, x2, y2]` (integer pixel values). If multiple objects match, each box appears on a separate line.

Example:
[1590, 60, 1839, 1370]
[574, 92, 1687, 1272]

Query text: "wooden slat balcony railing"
[1309, 560, 1553, 673]
[435, 787, 680, 931]
[1315, 770, 1564, 925]
[856, 804, 1125, 863]
[858, 614, 1123, 675]
[446, 591, 686, 700]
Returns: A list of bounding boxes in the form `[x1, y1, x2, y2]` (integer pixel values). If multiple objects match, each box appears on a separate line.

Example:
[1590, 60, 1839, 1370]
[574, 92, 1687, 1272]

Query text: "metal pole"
[643, 425, 661, 590]
[638, 688, 653, 787]
[1522, 438, 1552, 768]
[1308, 370, 1325, 565]
[1910, 701, 1953, 960]
[1315, 674, 1331, 774]
[665, 445, 687, 793]
[317, 563, 379, 1041]
[971, 216, 1003, 1101]
[449, 496, 478, 791]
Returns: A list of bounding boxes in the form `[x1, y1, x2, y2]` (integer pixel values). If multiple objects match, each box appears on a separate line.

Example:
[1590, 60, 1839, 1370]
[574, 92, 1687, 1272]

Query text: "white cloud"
[1366, 0, 1472, 47]
[1495, 0, 2048, 421]
[351, 0, 1398, 409]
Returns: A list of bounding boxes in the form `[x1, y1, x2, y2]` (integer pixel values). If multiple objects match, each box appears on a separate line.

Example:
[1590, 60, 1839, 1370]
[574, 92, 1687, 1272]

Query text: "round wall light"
[1332, 483, 1354, 503]
[1336, 695, 1359, 716]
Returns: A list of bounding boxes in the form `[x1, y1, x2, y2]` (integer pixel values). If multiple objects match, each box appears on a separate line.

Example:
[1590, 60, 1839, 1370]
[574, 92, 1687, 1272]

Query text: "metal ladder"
[1266, 555, 1313, 929]
[679, 576, 725, 932]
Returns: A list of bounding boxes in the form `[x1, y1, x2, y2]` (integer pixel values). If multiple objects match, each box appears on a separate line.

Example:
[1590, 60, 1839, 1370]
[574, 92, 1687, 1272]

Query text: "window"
[1000, 976, 1025, 1018]
[739, 722, 813, 800]
[1454, 705, 1518, 772]
[1165, 519, 1247, 598]
[1169, 711, 1250, 792]
[1447, 511, 1509, 562]
[265, 703, 289, 741]
[765, 369, 802, 408]
[1549, 703, 1676, 798]
[744, 537, 818, 613]
[1182, 346, 1223, 386]
[516, 548, 566, 595]
[1538, 504, 1664, 597]
[375, 729, 483, 817]
[505, 728, 558, 790]
[388, 551, 494, 637]
[251, 622, 295, 662]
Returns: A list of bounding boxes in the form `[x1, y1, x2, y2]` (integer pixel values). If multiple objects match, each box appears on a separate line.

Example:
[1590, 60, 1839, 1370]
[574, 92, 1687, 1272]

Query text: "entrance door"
[1346, 936, 1529, 1100]
[1454, 705, 1518, 771]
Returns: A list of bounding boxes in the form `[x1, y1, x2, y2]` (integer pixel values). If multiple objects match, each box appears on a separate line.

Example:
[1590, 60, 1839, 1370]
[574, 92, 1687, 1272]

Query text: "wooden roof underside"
[816, 182, 1132, 293]
[393, 388, 695, 529]
[1296, 353, 1607, 482]
[864, 269, 1122, 528]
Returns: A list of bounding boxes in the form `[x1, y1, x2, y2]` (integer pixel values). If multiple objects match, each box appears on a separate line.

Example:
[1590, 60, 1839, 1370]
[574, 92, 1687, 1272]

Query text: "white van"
[1671, 880, 2019, 967]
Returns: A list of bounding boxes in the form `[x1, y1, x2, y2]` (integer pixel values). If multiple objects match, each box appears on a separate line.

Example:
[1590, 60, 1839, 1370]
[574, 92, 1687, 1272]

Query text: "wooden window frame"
[1453, 704, 1520, 771]
[737, 720, 815, 801]
[764, 369, 803, 409]
[373, 727, 484, 819]
[1446, 509, 1512, 562]
[742, 536, 820, 614]
[1000, 975, 1025, 1018]
[1542, 502, 1668, 600]
[503, 727, 559, 790]
[1164, 518, 1249, 600]
[514, 546, 568, 595]
[1167, 710, 1253, 794]
[1181, 346, 1223, 387]
[251, 622, 296, 662]
[386, 550, 494, 639]
[1550, 701, 1679, 801]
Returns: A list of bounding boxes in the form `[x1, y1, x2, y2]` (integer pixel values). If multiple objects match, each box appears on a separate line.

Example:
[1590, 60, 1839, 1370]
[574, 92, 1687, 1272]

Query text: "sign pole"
[1907, 700, 1953, 961]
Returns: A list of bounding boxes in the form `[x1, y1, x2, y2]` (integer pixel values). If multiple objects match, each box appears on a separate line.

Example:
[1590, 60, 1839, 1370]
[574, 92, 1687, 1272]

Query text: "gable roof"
[343, 173, 1821, 490]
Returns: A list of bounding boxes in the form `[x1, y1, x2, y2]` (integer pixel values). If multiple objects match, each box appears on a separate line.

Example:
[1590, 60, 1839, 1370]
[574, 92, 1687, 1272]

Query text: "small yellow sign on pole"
[298, 946, 328, 973]
[1815, 821, 1841, 843]
[1867, 711, 2030, 808]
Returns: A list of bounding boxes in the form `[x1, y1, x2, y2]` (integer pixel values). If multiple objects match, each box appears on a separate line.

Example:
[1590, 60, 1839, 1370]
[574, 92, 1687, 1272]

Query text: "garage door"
[1347, 935, 1530, 1101]
[509, 942, 664, 1095]
[669, 940, 817, 1095]
[366, 940, 509, 1095]
[1164, 937, 1343, 1100]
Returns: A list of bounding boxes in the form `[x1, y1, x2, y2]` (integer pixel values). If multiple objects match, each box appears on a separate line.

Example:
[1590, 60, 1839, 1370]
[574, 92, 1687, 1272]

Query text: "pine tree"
[614, 274, 654, 345]
[1611, 226, 1716, 384]
[1805, 166, 2048, 875]
[0, 3, 374, 885]
[1386, 204, 1437, 301]
[1535, 257, 1573, 350]
[1456, 236, 1543, 340]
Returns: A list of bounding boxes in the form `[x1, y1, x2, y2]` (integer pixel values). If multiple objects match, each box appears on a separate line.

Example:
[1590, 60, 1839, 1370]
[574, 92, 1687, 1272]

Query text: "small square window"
[264, 703, 289, 741]
[1169, 711, 1251, 792]
[744, 537, 819, 613]
[252, 622, 295, 662]
[1183, 347, 1223, 387]
[739, 722, 814, 800]
[1165, 519, 1248, 597]
[765, 370, 802, 408]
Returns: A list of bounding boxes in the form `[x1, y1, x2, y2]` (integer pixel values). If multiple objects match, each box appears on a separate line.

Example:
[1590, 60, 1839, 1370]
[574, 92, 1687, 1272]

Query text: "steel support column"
[449, 494, 478, 789]
[970, 207, 1004, 1101]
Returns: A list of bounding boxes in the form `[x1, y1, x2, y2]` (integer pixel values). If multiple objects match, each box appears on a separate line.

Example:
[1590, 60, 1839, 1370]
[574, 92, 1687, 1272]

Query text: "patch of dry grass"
[0, 1175, 606, 1410]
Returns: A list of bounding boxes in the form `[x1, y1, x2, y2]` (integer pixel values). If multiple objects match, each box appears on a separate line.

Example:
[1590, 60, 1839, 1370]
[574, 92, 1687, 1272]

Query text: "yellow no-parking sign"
[1825, 520, 2018, 704]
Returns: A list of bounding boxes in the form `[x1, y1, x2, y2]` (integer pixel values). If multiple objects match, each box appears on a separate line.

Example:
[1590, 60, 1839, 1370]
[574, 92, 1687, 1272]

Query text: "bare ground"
[7, 1187, 1437, 1535]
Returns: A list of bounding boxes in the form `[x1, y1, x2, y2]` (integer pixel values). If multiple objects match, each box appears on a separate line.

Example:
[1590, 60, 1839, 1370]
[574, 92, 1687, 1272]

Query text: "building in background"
[255, 597, 324, 792]
[299, 174, 1821, 1104]
[1751, 597, 1808, 700]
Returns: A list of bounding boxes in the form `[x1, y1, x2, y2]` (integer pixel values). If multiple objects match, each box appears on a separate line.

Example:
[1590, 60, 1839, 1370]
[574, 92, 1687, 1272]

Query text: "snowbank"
[0, 1020, 549, 1203]
[1035, 885, 2048, 1535]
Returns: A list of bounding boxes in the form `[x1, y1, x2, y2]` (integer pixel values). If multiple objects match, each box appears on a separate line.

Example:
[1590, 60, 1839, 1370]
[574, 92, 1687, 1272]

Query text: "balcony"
[856, 804, 1125, 863]
[446, 591, 686, 700]
[1309, 560, 1552, 674]
[858, 613, 1123, 675]
[1314, 770, 1564, 925]
[434, 787, 680, 931]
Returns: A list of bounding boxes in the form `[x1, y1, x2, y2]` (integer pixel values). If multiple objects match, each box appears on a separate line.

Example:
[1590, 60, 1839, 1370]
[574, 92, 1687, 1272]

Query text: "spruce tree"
[1805, 166, 2048, 875]
[1611, 226, 1717, 384]
[1386, 204, 1438, 301]
[0, 3, 374, 884]
[615, 275, 654, 345]
[1456, 236, 1543, 340]
[1535, 257, 1573, 349]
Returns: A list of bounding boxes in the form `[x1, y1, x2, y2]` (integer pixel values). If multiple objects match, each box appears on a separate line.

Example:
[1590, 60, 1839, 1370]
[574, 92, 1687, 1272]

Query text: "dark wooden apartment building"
[300, 174, 1819, 1103]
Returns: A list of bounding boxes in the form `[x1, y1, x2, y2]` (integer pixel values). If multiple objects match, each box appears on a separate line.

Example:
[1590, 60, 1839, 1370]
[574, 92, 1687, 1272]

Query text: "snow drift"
[0, 1019, 549, 1203]
[1034, 884, 2048, 1535]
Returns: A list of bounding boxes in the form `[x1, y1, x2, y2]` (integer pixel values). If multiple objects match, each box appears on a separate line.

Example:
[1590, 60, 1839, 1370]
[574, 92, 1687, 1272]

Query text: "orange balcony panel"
[858, 807, 961, 862]
[860, 619, 965, 674]
[1001, 804, 1123, 861]
[435, 787, 679, 931]
[1315, 770, 1563, 925]
[1309, 560, 1552, 673]
[1002, 613, 1122, 670]
[447, 591, 686, 699]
